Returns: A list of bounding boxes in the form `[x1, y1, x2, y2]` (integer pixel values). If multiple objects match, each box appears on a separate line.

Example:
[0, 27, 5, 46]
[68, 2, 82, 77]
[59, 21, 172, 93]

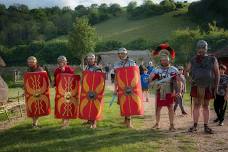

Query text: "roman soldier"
[114, 48, 143, 128]
[150, 50, 179, 131]
[79, 53, 105, 128]
[54, 56, 79, 128]
[185, 40, 220, 134]
[24, 56, 51, 128]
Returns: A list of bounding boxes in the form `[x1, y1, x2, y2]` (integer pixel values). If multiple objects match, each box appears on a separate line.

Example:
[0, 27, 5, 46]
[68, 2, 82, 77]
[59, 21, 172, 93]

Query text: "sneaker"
[218, 122, 224, 126]
[182, 111, 188, 115]
[213, 118, 219, 123]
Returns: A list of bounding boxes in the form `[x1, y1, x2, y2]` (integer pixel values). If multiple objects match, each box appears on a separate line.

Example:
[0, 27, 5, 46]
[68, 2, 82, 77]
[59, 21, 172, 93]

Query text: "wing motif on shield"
[79, 71, 105, 120]
[24, 72, 50, 117]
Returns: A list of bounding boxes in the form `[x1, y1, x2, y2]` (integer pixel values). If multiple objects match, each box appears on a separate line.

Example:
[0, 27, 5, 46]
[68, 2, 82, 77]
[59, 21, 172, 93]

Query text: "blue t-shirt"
[141, 73, 150, 89]
[147, 66, 155, 75]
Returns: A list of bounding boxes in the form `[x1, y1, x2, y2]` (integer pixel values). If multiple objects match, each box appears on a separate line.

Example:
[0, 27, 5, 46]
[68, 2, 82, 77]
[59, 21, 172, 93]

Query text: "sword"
[109, 94, 117, 108]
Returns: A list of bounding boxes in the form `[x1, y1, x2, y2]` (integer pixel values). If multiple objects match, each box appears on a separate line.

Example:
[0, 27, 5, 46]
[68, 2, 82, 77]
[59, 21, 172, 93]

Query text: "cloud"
[0, 0, 199, 9]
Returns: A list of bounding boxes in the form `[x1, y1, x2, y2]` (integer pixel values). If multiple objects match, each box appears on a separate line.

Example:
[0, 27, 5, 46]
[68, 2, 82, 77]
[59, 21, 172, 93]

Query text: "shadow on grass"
[0, 123, 165, 152]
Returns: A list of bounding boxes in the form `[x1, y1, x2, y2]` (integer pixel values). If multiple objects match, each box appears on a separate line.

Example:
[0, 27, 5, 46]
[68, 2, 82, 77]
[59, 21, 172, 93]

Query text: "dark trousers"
[214, 94, 227, 122]
[174, 95, 185, 113]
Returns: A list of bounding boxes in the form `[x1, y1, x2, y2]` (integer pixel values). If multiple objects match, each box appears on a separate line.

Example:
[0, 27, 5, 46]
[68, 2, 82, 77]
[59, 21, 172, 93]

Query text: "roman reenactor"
[79, 53, 105, 129]
[114, 48, 143, 128]
[24, 56, 51, 128]
[150, 49, 179, 131]
[185, 40, 220, 134]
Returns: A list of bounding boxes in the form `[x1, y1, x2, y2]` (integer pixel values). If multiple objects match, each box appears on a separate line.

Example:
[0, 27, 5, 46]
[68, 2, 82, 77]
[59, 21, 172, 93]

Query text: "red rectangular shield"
[79, 71, 105, 120]
[24, 72, 50, 117]
[55, 73, 80, 119]
[116, 66, 144, 116]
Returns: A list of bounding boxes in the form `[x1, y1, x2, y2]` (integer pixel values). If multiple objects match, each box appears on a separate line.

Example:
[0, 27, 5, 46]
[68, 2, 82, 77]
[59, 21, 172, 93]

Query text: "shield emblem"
[116, 66, 144, 116]
[79, 71, 105, 120]
[24, 72, 50, 117]
[55, 73, 81, 119]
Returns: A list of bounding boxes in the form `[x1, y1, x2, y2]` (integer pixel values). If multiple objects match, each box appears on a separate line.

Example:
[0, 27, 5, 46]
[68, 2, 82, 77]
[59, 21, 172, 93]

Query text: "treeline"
[188, 0, 228, 28]
[126, 0, 187, 19]
[0, 38, 158, 66]
[0, 1, 187, 47]
[0, 3, 124, 47]
[170, 22, 228, 64]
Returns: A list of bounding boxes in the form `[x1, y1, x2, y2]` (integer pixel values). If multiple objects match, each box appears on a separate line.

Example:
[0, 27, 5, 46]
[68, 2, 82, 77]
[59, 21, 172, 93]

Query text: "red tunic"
[54, 65, 74, 86]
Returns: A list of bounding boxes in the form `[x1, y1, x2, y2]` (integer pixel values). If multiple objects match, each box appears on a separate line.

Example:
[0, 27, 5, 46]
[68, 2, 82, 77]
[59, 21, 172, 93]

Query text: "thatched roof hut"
[0, 56, 6, 67]
[96, 50, 152, 66]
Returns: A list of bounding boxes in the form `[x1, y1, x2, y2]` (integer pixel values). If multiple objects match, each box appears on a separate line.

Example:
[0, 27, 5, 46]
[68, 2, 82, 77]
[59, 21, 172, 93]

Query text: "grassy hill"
[95, 8, 196, 43]
[50, 8, 196, 45]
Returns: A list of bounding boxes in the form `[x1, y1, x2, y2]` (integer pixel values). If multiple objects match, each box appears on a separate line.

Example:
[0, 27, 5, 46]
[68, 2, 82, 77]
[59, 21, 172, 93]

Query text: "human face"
[118, 53, 127, 60]
[87, 57, 95, 65]
[58, 61, 66, 68]
[27, 60, 37, 68]
[179, 69, 184, 74]
[219, 68, 225, 75]
[197, 48, 206, 56]
[160, 58, 169, 67]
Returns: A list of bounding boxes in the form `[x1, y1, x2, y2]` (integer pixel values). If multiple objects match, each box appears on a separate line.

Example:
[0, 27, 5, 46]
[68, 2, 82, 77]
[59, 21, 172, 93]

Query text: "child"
[174, 66, 187, 115]
[141, 67, 150, 102]
[214, 64, 228, 126]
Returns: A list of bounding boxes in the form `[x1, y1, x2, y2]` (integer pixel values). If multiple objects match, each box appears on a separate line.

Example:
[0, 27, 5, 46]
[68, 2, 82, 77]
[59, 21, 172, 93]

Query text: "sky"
[0, 0, 200, 9]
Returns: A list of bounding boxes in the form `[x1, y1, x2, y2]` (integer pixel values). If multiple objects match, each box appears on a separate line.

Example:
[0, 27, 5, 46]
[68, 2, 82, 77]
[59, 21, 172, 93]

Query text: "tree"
[109, 4, 123, 17]
[68, 17, 97, 69]
[127, 1, 137, 14]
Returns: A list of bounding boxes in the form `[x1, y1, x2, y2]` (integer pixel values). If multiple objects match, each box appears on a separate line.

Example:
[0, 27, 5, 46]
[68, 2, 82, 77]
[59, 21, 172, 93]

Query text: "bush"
[95, 40, 123, 52]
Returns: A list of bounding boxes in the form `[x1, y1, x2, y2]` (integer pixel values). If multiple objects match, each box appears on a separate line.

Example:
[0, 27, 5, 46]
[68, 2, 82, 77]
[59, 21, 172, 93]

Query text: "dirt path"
[143, 93, 228, 152]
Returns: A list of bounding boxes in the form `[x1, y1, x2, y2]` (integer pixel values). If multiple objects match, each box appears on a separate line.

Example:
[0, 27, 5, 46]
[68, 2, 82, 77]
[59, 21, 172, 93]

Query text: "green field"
[95, 9, 196, 43]
[0, 88, 197, 152]
[51, 8, 196, 45]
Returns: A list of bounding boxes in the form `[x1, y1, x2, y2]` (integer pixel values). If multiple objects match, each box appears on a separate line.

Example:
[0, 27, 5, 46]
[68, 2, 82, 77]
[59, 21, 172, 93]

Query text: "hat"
[118, 48, 127, 54]
[178, 66, 184, 70]
[57, 56, 67, 63]
[87, 53, 95, 59]
[196, 40, 208, 50]
[27, 56, 37, 63]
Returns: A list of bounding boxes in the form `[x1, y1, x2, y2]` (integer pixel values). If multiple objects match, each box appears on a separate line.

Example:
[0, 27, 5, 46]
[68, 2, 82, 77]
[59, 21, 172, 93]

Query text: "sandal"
[169, 124, 176, 131]
[188, 126, 197, 133]
[204, 126, 214, 134]
[152, 123, 160, 129]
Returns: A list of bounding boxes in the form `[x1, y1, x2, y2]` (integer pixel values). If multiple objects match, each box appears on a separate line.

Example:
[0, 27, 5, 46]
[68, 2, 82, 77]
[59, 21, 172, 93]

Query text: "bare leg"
[153, 106, 161, 129]
[203, 100, 210, 124]
[168, 104, 174, 127]
[32, 117, 39, 127]
[126, 117, 133, 128]
[193, 98, 201, 124]
[90, 120, 97, 128]
[145, 90, 149, 102]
